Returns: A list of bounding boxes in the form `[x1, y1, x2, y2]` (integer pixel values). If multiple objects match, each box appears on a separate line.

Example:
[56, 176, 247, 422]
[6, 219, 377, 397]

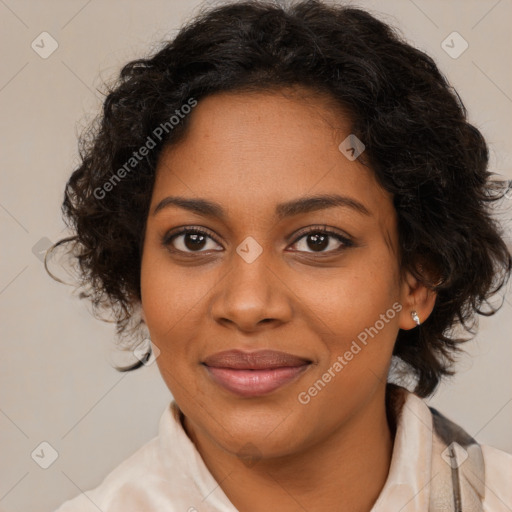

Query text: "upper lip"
[202, 349, 311, 370]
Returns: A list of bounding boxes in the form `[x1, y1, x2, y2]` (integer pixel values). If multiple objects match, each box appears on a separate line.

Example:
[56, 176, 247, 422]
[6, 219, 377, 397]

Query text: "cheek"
[140, 247, 220, 381]
[140, 257, 171, 330]
[294, 251, 401, 383]
[140, 250, 189, 370]
[294, 257, 400, 335]
[140, 249, 198, 333]
[141, 256, 204, 395]
[296, 272, 400, 419]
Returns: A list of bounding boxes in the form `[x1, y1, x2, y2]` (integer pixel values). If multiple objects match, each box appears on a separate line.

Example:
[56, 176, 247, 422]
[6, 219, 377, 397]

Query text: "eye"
[289, 226, 353, 254]
[162, 225, 353, 256]
[162, 227, 222, 253]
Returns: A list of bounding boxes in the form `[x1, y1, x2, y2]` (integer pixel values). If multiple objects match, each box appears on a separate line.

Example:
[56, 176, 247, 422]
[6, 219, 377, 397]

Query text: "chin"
[205, 399, 307, 453]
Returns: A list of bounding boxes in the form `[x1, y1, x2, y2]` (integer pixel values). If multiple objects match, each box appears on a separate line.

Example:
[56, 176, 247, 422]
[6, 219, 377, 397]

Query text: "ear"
[397, 268, 437, 329]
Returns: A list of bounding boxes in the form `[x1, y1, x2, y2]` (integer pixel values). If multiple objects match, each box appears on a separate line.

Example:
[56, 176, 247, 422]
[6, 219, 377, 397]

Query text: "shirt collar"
[158, 401, 238, 511]
[371, 384, 434, 511]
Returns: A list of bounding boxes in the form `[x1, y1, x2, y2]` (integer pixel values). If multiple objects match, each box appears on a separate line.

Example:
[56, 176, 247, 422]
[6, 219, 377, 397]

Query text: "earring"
[411, 310, 420, 326]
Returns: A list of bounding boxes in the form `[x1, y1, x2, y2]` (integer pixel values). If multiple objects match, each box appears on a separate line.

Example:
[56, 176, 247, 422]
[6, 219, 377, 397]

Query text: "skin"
[140, 86, 436, 512]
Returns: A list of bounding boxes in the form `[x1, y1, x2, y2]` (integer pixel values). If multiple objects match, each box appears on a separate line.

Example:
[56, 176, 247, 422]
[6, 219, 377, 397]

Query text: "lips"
[202, 349, 311, 397]
[203, 349, 311, 370]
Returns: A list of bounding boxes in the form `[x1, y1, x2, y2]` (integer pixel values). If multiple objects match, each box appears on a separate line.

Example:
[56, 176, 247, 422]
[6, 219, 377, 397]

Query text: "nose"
[210, 249, 294, 332]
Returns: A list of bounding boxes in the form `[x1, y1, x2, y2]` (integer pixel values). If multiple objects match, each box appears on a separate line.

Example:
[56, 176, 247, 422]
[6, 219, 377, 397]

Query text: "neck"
[183, 385, 396, 512]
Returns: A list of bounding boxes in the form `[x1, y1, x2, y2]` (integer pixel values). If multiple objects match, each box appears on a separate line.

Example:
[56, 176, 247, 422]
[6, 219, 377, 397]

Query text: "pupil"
[185, 233, 206, 251]
[308, 233, 328, 251]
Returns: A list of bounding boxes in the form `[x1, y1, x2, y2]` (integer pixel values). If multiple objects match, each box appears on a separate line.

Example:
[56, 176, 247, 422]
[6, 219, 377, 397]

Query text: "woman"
[51, 0, 512, 510]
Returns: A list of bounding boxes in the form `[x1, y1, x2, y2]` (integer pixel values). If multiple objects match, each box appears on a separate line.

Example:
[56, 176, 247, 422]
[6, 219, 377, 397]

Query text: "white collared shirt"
[54, 389, 512, 511]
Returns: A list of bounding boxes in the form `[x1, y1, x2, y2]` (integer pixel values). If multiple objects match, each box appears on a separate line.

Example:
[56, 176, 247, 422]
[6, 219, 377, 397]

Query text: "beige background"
[0, 0, 511, 510]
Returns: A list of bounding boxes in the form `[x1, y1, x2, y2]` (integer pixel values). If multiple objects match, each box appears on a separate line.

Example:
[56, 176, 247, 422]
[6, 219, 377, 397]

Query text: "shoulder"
[53, 401, 208, 512]
[426, 399, 512, 510]
[481, 444, 512, 511]
[391, 387, 512, 510]
[53, 435, 163, 511]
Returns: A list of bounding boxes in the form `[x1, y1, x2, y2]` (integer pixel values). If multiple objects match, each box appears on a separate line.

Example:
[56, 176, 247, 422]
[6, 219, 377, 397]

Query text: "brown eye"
[307, 233, 329, 251]
[290, 227, 353, 254]
[163, 228, 223, 253]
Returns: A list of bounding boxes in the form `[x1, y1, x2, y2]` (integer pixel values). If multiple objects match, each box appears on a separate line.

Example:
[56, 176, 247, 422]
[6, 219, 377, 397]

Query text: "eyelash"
[161, 225, 354, 256]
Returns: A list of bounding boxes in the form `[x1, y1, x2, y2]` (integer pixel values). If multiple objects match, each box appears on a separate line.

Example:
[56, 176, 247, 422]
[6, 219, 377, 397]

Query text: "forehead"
[153, 89, 394, 224]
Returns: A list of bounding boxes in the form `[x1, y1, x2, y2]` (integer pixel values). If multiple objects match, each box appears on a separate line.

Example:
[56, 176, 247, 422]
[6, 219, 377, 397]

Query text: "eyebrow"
[152, 193, 371, 220]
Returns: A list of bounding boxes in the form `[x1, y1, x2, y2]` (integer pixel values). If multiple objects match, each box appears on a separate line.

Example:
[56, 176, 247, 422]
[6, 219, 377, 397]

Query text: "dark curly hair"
[47, 0, 511, 397]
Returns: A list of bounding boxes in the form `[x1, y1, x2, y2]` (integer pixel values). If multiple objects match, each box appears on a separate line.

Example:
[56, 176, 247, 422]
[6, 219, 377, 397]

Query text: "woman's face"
[141, 88, 422, 459]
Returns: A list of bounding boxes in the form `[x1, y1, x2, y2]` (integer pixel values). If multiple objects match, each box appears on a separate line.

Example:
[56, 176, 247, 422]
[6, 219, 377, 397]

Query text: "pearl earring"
[411, 310, 420, 326]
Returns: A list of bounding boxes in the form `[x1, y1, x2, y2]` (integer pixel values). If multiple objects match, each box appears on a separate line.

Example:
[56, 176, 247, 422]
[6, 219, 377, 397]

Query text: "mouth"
[202, 349, 312, 397]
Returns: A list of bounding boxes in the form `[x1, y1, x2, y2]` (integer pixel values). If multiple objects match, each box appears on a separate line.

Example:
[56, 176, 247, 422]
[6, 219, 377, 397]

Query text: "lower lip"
[204, 365, 310, 397]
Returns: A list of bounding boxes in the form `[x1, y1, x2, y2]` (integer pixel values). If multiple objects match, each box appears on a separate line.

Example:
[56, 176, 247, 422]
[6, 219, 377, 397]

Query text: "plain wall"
[0, 0, 511, 510]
